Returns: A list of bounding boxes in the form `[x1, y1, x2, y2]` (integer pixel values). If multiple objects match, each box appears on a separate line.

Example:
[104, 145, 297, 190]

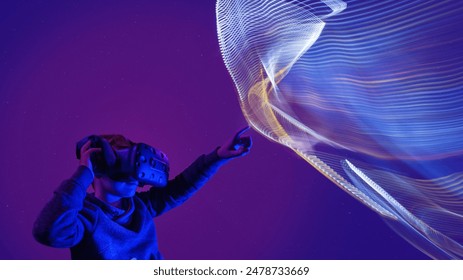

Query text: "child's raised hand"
[79, 140, 102, 173]
[217, 126, 252, 159]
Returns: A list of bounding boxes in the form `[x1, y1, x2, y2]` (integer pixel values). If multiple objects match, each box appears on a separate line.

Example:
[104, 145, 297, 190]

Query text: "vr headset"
[76, 135, 169, 188]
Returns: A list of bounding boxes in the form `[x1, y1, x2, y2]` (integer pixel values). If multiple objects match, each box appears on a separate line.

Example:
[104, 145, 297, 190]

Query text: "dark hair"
[99, 134, 135, 149]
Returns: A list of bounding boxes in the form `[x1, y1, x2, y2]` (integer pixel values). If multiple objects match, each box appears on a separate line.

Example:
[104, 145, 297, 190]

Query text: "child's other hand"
[217, 126, 252, 159]
[79, 140, 102, 172]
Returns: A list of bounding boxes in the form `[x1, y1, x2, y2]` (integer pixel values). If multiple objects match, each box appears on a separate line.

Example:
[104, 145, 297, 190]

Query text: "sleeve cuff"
[70, 165, 95, 190]
[200, 147, 231, 176]
[53, 165, 94, 205]
[204, 146, 230, 167]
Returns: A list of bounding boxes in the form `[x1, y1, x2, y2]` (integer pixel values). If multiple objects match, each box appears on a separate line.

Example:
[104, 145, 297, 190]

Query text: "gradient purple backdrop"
[0, 0, 427, 259]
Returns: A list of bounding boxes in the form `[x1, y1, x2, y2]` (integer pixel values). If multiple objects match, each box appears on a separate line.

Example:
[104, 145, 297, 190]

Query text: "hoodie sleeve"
[137, 148, 230, 217]
[32, 165, 94, 248]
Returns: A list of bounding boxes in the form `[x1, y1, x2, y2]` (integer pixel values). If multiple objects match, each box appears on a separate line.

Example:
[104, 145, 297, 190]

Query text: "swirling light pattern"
[216, 0, 463, 259]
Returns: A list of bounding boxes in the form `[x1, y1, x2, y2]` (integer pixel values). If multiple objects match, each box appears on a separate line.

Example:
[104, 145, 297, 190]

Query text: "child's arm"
[138, 127, 252, 217]
[32, 166, 94, 248]
[32, 140, 99, 248]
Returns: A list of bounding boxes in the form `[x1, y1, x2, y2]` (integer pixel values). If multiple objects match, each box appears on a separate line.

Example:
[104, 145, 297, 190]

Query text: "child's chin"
[118, 185, 137, 197]
[123, 189, 137, 197]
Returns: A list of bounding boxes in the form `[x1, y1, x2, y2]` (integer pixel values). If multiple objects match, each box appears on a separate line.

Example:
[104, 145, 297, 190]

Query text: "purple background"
[0, 0, 428, 259]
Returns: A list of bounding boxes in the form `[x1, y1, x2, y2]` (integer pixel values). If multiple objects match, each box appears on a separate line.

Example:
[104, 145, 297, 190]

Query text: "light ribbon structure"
[216, 0, 463, 259]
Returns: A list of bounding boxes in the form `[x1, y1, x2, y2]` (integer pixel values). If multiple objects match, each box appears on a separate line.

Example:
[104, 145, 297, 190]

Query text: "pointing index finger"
[234, 126, 251, 139]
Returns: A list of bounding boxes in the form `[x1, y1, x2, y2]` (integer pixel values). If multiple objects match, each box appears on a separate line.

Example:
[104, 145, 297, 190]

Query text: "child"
[33, 127, 252, 259]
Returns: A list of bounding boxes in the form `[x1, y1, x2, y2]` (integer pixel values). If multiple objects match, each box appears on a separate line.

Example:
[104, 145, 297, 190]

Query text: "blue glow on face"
[217, 0, 463, 259]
